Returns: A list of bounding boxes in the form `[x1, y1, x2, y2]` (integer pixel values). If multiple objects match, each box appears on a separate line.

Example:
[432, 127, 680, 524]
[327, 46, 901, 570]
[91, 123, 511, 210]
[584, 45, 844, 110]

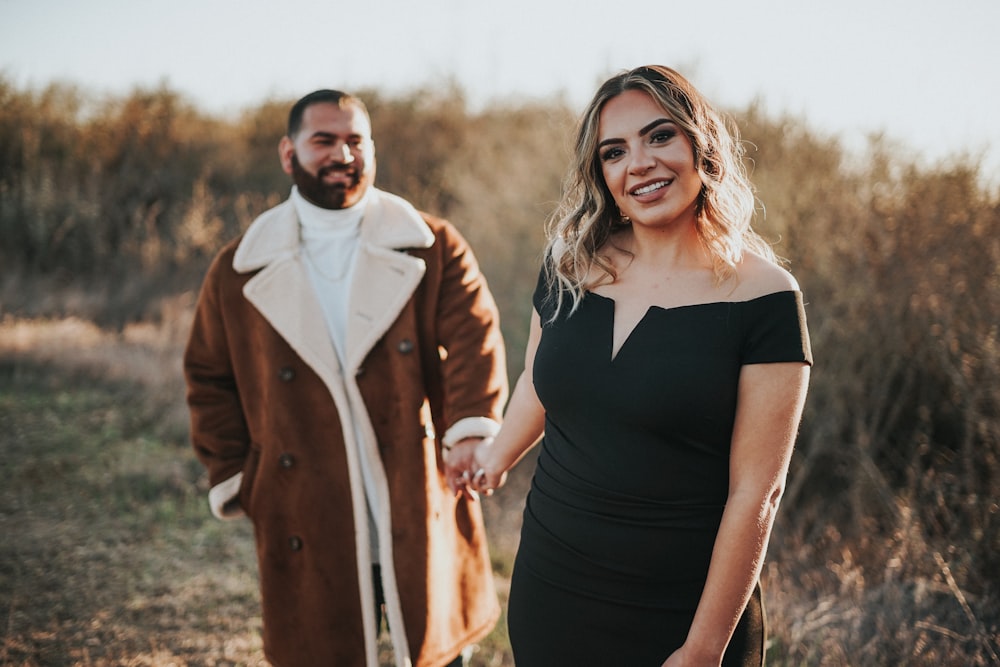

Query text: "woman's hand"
[469, 438, 508, 496]
[443, 437, 484, 498]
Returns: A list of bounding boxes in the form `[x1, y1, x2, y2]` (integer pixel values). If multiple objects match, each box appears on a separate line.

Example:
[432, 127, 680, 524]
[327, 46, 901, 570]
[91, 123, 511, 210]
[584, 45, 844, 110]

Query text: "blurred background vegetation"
[1, 74, 997, 665]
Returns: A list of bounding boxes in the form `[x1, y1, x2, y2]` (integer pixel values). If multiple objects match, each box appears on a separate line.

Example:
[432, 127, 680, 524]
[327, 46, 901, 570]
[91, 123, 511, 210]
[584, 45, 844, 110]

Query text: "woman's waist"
[517, 494, 717, 609]
[532, 445, 727, 521]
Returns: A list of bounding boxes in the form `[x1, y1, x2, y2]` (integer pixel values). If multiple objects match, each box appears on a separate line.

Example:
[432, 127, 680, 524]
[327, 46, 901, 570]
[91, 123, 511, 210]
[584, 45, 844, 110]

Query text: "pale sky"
[2, 0, 999, 176]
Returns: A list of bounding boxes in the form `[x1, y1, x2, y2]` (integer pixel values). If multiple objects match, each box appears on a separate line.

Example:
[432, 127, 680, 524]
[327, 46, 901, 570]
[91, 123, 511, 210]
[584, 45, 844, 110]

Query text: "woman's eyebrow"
[638, 118, 674, 137]
[597, 118, 674, 149]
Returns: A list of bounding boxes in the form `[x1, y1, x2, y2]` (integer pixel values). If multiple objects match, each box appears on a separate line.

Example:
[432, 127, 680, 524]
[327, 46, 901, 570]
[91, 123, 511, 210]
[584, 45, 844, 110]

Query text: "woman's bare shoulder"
[731, 251, 800, 300]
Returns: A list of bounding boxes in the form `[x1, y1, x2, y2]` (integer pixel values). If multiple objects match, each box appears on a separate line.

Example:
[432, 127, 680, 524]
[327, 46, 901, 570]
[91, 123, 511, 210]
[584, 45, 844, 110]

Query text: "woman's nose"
[629, 145, 655, 174]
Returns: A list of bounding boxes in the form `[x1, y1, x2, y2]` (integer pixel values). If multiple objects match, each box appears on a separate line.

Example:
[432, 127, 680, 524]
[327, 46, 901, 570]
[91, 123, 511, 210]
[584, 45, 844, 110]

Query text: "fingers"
[471, 468, 493, 497]
[459, 469, 479, 500]
[443, 436, 505, 499]
[442, 438, 478, 494]
[469, 467, 506, 497]
[449, 466, 493, 498]
[447, 468, 478, 500]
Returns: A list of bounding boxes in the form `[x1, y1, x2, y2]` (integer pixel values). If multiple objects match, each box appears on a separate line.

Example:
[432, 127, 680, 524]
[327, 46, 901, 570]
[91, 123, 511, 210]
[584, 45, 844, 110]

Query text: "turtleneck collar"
[292, 185, 369, 237]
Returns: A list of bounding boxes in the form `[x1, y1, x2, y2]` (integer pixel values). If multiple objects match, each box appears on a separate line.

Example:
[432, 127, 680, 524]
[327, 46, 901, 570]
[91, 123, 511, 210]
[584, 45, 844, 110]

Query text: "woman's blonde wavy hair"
[544, 65, 777, 319]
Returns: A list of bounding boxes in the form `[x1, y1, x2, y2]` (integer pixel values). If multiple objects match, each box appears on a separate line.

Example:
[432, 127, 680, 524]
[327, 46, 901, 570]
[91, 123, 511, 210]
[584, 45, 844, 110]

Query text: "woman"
[468, 66, 812, 665]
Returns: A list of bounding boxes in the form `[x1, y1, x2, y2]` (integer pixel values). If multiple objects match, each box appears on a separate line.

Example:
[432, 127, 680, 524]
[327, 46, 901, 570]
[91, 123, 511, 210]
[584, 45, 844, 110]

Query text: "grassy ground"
[0, 358, 267, 665]
[1, 317, 997, 666]
[0, 318, 522, 666]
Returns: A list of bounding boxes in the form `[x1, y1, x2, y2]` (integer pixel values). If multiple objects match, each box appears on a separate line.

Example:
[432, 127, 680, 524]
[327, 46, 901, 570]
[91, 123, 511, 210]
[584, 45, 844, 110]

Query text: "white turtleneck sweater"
[293, 186, 382, 561]
[294, 186, 366, 364]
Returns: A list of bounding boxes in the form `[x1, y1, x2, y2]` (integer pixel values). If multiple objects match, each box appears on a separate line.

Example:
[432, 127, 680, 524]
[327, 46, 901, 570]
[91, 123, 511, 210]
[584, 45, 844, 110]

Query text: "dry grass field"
[4, 75, 1000, 667]
[3, 313, 997, 666]
[1, 315, 263, 665]
[0, 314, 528, 666]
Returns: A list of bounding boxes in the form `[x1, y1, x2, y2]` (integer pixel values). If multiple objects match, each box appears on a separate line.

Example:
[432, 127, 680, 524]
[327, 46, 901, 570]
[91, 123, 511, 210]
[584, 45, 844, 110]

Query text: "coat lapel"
[233, 198, 343, 385]
[345, 244, 425, 372]
[244, 258, 344, 387]
[231, 189, 435, 386]
[345, 190, 434, 371]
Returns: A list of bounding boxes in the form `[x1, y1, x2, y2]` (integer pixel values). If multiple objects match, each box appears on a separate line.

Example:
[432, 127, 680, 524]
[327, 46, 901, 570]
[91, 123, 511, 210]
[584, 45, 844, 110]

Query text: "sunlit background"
[2, 0, 998, 176]
[3, 1, 1000, 664]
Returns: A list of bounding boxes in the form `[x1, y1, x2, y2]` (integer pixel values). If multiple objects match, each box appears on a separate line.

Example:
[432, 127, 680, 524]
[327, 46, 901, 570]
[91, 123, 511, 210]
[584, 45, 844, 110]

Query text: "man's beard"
[291, 154, 366, 210]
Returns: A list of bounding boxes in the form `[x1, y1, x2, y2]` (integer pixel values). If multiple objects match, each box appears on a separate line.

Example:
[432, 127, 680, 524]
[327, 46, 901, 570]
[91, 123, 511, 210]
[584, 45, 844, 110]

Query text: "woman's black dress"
[507, 269, 813, 666]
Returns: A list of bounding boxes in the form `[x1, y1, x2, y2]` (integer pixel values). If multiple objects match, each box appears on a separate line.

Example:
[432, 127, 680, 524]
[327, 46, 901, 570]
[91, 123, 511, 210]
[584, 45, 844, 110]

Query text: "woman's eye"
[600, 147, 624, 161]
[651, 129, 676, 144]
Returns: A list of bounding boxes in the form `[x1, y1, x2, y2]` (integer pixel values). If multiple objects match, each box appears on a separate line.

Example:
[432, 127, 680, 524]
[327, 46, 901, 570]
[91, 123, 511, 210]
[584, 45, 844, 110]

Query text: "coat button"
[397, 339, 414, 354]
[288, 536, 303, 551]
[278, 453, 295, 469]
[278, 366, 296, 382]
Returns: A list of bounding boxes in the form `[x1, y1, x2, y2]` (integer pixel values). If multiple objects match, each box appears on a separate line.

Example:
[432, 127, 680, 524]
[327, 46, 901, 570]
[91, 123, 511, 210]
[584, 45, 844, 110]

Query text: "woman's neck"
[614, 220, 708, 273]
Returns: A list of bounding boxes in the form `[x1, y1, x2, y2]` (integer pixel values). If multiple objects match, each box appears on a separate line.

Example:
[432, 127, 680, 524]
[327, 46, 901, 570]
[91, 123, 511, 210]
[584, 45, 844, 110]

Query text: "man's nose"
[333, 142, 354, 163]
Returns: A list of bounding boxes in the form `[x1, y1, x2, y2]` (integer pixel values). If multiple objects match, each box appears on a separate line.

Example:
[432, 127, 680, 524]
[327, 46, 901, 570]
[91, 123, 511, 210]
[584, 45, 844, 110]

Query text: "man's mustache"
[319, 163, 356, 178]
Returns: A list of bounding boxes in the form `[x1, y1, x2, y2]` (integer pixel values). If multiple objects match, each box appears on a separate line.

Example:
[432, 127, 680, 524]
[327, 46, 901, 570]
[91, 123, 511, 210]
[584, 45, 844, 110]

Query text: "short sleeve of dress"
[741, 291, 813, 366]
[531, 258, 557, 322]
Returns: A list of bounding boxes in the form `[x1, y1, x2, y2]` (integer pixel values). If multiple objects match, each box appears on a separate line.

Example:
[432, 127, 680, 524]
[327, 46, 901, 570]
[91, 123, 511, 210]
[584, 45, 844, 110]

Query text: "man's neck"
[293, 186, 369, 229]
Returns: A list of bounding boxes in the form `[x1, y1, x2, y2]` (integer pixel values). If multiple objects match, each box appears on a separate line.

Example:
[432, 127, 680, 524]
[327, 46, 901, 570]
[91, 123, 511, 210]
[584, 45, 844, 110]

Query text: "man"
[183, 89, 508, 667]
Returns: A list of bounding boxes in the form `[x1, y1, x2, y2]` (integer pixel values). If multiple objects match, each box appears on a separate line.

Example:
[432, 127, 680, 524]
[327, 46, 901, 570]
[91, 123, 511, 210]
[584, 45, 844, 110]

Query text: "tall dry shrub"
[362, 88, 573, 368]
[439, 101, 575, 367]
[0, 80, 98, 272]
[0, 80, 286, 322]
[741, 106, 999, 661]
[364, 83, 471, 218]
[81, 86, 225, 271]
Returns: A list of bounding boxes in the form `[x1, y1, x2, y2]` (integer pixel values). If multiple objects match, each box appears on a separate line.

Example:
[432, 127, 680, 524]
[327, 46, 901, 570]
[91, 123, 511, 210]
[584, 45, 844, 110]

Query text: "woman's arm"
[664, 361, 810, 667]
[469, 309, 547, 494]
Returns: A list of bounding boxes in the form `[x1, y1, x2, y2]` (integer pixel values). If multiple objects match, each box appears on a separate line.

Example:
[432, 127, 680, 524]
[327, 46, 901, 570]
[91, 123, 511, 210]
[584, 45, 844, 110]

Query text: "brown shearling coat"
[183, 189, 508, 667]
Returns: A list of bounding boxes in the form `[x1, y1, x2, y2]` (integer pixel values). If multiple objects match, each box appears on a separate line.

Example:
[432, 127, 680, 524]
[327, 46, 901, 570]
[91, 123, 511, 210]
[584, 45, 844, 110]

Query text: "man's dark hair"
[287, 89, 370, 138]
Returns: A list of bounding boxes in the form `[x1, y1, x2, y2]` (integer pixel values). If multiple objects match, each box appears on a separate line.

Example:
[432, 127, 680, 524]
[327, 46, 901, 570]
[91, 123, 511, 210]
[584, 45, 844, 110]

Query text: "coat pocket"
[238, 444, 262, 519]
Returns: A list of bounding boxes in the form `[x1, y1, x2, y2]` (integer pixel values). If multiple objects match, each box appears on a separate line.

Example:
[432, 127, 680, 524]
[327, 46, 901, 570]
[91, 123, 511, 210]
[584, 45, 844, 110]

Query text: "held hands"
[443, 436, 507, 499]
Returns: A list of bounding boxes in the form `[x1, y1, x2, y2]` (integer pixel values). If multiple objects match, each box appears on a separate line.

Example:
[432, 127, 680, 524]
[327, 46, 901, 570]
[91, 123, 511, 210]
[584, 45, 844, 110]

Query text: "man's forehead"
[301, 102, 371, 135]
